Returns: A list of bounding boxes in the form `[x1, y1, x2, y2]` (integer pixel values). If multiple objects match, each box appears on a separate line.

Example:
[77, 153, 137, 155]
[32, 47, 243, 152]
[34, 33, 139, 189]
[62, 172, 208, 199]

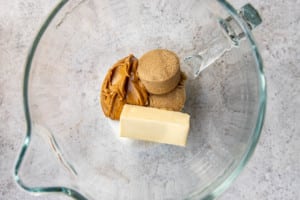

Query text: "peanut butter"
[101, 55, 148, 120]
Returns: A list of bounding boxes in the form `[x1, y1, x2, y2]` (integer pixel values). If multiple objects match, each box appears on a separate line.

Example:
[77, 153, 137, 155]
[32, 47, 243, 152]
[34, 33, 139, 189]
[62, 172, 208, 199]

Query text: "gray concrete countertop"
[0, 0, 299, 199]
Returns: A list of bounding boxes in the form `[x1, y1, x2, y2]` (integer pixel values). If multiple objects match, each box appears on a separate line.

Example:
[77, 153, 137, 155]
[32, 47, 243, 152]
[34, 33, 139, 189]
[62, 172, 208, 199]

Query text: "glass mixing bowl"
[15, 0, 266, 199]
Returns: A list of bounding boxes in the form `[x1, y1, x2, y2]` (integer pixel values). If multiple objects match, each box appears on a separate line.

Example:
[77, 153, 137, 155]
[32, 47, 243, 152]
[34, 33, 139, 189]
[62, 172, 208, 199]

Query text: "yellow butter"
[120, 104, 190, 146]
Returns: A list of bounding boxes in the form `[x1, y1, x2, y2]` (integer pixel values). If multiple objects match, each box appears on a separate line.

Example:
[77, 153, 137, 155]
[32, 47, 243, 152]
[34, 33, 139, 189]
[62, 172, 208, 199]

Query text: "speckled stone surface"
[0, 0, 299, 200]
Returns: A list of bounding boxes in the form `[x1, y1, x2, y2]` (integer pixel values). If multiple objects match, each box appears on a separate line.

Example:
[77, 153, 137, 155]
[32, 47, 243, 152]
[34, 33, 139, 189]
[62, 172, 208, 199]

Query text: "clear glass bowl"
[15, 0, 266, 199]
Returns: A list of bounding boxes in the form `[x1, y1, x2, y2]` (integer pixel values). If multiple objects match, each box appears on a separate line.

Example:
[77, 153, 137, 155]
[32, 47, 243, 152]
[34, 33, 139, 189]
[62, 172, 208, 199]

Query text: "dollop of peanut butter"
[101, 55, 148, 120]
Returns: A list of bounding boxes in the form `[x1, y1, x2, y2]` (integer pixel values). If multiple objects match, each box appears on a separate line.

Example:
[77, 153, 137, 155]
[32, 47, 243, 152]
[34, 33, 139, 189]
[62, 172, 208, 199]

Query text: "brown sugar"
[149, 72, 187, 111]
[100, 55, 148, 120]
[137, 49, 181, 94]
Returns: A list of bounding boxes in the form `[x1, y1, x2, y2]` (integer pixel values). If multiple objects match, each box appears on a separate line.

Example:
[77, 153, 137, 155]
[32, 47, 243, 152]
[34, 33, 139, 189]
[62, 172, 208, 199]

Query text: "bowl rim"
[14, 0, 266, 199]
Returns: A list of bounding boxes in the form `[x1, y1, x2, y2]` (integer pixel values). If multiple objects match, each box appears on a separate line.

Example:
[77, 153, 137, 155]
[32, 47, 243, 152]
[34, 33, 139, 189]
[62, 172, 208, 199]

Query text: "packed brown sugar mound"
[149, 72, 186, 111]
[137, 49, 181, 95]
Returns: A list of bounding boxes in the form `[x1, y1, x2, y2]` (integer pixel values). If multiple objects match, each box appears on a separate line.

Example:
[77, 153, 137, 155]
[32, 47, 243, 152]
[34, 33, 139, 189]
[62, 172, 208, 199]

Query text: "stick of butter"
[120, 104, 190, 146]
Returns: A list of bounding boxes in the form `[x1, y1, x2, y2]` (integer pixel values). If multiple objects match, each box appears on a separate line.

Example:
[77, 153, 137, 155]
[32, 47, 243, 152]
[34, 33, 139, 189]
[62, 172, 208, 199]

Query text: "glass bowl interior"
[15, 0, 266, 199]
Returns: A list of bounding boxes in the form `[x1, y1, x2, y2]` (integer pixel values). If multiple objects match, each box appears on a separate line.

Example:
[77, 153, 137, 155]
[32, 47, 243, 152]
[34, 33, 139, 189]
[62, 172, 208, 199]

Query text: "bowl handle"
[184, 3, 262, 78]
